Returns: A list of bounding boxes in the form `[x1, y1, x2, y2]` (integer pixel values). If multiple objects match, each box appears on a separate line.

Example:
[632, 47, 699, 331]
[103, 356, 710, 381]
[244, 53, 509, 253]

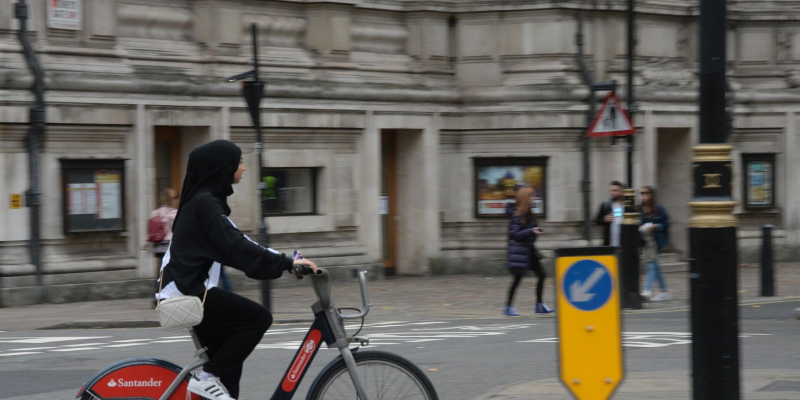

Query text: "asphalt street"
[1, 299, 798, 400]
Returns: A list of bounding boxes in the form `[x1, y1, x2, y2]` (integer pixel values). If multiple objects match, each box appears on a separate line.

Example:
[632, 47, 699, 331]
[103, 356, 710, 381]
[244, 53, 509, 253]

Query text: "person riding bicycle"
[156, 140, 317, 400]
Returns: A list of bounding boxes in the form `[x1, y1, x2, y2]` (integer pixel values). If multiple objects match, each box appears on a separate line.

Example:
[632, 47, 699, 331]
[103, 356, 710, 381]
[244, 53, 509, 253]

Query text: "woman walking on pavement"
[147, 188, 178, 308]
[505, 187, 554, 316]
[638, 186, 672, 302]
[156, 140, 318, 400]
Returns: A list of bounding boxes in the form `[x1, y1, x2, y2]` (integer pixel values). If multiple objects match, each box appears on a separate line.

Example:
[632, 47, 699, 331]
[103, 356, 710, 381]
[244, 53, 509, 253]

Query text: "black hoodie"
[158, 140, 293, 298]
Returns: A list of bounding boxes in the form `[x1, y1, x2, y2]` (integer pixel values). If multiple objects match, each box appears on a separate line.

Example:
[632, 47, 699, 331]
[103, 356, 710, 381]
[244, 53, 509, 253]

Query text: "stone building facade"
[1, 0, 798, 305]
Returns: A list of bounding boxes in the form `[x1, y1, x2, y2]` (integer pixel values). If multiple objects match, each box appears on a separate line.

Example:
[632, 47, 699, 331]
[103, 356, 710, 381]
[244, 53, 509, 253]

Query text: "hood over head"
[173, 140, 242, 226]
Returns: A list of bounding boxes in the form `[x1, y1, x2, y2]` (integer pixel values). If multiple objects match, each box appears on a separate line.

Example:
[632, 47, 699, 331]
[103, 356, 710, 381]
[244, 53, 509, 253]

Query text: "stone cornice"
[10, 68, 800, 106]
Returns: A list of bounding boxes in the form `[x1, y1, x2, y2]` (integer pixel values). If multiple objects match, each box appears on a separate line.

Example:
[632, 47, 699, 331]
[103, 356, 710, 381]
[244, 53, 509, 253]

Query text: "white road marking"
[8, 347, 58, 351]
[520, 332, 772, 348]
[150, 339, 192, 344]
[0, 352, 41, 357]
[0, 321, 535, 357]
[50, 347, 101, 352]
[0, 336, 110, 344]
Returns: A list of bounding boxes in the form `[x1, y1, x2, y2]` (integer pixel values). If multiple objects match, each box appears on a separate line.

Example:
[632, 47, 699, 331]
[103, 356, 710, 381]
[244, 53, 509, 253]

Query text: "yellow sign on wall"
[10, 194, 22, 209]
[555, 247, 623, 400]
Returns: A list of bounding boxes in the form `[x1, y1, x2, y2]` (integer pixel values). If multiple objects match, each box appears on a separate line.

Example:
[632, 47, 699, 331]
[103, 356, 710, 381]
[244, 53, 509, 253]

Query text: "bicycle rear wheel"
[307, 350, 438, 400]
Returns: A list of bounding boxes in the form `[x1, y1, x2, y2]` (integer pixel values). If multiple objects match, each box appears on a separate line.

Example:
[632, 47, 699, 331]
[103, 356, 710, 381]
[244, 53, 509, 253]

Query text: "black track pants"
[193, 288, 272, 398]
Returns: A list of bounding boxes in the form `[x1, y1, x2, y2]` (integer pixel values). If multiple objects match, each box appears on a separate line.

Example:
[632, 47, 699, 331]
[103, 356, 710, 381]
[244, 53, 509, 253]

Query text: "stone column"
[217, 106, 231, 141]
[134, 104, 154, 278]
[358, 111, 381, 262]
[784, 112, 799, 250]
[422, 113, 442, 267]
[642, 110, 657, 186]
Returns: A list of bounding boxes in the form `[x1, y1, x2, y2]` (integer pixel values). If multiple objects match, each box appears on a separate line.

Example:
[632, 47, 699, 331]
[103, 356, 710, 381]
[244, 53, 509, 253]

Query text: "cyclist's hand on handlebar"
[292, 258, 318, 278]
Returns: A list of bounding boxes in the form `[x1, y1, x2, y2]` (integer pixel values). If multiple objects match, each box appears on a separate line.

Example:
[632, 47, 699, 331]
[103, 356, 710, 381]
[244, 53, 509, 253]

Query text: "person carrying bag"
[505, 187, 554, 317]
[155, 140, 317, 400]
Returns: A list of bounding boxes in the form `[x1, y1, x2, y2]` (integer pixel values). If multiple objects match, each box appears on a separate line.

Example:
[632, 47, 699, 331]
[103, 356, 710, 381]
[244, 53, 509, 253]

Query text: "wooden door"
[381, 131, 398, 276]
[154, 127, 182, 205]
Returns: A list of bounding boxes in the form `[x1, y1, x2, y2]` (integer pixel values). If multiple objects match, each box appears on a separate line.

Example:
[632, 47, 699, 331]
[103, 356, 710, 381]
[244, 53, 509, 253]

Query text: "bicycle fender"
[76, 358, 200, 400]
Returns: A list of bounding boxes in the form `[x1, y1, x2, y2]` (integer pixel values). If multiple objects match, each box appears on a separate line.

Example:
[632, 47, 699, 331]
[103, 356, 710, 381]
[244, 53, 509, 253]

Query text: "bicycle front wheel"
[307, 350, 438, 400]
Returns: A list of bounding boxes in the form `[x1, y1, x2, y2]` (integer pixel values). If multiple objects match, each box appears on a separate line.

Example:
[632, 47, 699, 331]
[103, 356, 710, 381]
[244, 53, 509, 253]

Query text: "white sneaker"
[651, 292, 672, 302]
[640, 290, 653, 300]
[188, 375, 236, 400]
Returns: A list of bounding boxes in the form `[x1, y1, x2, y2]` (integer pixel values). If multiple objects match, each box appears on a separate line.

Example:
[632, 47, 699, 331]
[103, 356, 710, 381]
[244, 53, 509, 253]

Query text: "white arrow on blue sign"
[562, 260, 613, 311]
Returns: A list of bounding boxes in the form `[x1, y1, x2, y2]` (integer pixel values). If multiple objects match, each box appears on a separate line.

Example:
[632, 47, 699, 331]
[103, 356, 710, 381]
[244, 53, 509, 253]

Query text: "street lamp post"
[690, 0, 741, 398]
[227, 24, 271, 311]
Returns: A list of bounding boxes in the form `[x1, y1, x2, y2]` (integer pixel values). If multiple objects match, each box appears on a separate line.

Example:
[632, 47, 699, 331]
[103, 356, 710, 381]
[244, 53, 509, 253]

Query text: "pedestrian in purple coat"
[505, 187, 554, 316]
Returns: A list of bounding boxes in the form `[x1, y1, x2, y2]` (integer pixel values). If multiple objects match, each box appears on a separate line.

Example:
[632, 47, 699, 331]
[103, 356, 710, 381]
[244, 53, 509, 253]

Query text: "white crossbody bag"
[155, 268, 208, 331]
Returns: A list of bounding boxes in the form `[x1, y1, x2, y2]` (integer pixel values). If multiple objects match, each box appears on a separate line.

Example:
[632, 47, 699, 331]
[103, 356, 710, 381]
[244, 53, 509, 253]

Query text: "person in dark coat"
[595, 181, 626, 246]
[505, 187, 554, 316]
[638, 186, 672, 302]
[156, 140, 318, 400]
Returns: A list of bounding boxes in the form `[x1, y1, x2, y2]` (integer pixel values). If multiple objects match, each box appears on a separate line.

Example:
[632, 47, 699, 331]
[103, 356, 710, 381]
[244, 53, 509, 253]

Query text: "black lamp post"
[690, 0, 741, 398]
[226, 24, 271, 310]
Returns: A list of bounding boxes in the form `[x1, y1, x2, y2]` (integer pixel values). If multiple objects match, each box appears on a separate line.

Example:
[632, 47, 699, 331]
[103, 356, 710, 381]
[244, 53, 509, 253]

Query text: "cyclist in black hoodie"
[156, 140, 317, 400]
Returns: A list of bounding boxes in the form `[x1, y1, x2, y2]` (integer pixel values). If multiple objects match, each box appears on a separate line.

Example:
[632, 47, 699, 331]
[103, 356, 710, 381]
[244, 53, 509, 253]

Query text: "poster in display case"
[61, 159, 126, 233]
[742, 153, 775, 209]
[474, 157, 548, 218]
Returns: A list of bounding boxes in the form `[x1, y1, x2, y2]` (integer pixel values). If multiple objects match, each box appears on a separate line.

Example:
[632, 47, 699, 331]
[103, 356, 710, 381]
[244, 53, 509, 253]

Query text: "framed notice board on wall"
[60, 159, 126, 234]
[473, 157, 548, 218]
[742, 153, 776, 210]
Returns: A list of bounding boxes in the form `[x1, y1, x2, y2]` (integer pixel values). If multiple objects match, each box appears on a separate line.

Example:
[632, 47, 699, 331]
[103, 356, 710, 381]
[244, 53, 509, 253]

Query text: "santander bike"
[76, 267, 439, 400]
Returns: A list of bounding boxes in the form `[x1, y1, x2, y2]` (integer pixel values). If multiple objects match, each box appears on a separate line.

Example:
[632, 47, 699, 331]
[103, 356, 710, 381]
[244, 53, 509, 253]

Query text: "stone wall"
[1, 0, 800, 304]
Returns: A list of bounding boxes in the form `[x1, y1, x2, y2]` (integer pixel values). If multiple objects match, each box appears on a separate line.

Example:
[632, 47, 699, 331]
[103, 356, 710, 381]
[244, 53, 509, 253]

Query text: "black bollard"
[761, 224, 775, 297]
[620, 188, 642, 309]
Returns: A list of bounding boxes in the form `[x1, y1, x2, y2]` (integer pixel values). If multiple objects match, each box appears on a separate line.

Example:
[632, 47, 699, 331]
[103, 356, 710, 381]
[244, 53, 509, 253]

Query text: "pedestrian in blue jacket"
[638, 186, 672, 302]
[505, 187, 554, 316]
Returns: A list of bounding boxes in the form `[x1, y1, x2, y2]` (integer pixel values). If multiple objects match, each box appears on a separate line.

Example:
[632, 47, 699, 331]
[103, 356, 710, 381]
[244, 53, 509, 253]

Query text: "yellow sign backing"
[555, 249, 623, 400]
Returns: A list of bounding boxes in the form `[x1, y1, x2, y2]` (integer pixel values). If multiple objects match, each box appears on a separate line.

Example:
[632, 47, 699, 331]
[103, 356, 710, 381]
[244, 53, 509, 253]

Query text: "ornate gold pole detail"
[688, 144, 738, 228]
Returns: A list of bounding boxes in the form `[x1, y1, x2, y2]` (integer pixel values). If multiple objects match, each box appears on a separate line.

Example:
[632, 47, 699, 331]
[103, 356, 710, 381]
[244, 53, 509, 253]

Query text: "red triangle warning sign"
[588, 92, 635, 137]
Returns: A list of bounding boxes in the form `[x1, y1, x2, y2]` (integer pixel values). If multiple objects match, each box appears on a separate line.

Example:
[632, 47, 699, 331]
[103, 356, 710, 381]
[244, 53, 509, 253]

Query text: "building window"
[742, 153, 776, 209]
[60, 159, 126, 234]
[261, 168, 318, 216]
[474, 157, 548, 218]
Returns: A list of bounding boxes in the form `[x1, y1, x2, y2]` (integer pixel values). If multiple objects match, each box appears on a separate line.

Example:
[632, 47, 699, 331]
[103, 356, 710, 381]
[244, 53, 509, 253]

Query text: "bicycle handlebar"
[336, 270, 371, 320]
[293, 265, 319, 279]
[303, 267, 371, 320]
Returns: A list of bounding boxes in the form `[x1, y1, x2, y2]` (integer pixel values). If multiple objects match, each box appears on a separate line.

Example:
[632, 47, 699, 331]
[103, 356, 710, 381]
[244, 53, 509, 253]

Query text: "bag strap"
[156, 268, 164, 310]
[156, 267, 210, 311]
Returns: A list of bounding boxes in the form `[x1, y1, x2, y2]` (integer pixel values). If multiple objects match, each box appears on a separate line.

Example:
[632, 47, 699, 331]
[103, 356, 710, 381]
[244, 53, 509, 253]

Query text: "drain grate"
[759, 380, 800, 392]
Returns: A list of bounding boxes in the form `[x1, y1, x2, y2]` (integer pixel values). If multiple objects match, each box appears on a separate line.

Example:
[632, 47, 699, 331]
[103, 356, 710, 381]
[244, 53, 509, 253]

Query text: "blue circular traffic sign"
[562, 260, 613, 311]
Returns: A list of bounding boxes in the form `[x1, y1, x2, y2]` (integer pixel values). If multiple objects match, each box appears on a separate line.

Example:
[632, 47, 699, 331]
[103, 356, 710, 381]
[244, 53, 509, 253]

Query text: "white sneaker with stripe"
[187, 375, 236, 400]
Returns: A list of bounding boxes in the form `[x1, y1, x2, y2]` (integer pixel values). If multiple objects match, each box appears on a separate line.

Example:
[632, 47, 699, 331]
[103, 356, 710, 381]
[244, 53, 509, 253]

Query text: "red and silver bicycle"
[76, 268, 439, 400]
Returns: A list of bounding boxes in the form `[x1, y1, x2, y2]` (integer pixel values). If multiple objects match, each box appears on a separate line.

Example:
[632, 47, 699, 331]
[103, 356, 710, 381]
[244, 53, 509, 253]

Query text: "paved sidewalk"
[1, 262, 799, 331]
[475, 369, 800, 400]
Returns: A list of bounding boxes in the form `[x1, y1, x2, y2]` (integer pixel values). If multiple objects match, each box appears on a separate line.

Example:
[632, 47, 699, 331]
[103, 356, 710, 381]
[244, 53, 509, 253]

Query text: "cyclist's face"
[233, 156, 245, 184]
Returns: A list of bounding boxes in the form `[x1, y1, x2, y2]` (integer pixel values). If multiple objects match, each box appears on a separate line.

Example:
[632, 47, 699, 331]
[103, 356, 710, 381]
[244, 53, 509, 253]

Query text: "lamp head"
[225, 69, 257, 83]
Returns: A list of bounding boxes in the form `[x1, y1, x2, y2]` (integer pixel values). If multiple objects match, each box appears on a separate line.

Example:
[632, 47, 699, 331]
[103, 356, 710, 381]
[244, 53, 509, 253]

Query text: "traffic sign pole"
[555, 246, 623, 400]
